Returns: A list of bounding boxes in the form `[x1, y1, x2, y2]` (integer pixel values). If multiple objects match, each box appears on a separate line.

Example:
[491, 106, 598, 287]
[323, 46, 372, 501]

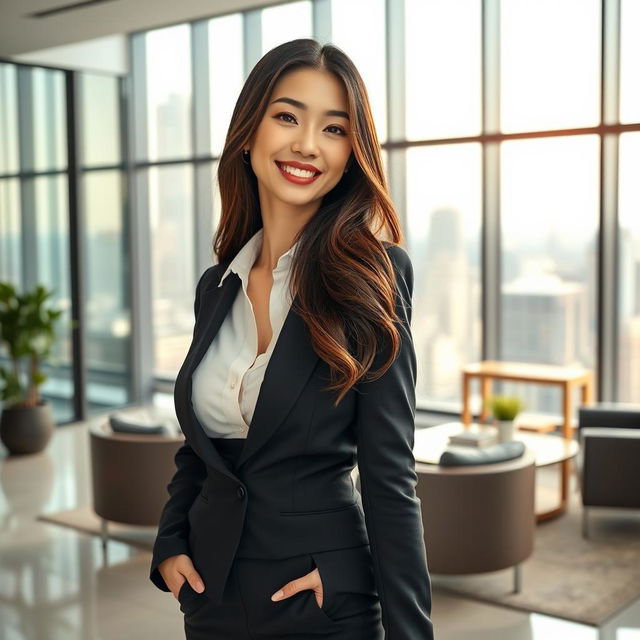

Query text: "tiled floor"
[1, 414, 639, 640]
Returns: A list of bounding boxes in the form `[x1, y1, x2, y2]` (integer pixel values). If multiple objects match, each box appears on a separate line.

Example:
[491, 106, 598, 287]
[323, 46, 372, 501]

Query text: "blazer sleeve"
[149, 268, 212, 592]
[354, 244, 434, 639]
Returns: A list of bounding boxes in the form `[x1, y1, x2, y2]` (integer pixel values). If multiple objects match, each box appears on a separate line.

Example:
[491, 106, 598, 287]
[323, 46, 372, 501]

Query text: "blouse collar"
[218, 228, 299, 288]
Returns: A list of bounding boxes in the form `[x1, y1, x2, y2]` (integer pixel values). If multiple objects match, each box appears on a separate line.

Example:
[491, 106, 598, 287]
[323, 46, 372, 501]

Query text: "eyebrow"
[270, 96, 350, 120]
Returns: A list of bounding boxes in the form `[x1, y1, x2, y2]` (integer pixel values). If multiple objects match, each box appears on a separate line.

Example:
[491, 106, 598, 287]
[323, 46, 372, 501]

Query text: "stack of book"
[448, 429, 499, 448]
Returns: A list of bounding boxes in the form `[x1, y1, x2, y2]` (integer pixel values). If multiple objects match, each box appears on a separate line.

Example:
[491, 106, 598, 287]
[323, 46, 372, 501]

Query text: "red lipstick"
[275, 161, 322, 185]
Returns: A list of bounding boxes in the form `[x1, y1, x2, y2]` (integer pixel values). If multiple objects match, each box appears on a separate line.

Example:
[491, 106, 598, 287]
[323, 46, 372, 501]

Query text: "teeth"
[279, 163, 316, 179]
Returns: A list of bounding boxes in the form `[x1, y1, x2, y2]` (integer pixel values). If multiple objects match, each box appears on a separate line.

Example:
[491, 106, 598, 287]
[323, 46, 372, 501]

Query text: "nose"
[291, 125, 319, 158]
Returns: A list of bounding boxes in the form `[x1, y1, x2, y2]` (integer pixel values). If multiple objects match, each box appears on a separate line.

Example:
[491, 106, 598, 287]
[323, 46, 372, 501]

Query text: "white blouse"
[191, 228, 299, 438]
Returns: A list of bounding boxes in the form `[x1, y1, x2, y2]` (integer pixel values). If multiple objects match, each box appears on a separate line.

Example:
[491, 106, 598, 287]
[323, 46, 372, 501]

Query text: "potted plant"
[489, 394, 524, 443]
[0, 281, 64, 455]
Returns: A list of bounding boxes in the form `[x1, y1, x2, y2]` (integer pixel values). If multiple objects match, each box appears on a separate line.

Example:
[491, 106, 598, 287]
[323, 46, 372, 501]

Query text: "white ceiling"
[0, 0, 282, 58]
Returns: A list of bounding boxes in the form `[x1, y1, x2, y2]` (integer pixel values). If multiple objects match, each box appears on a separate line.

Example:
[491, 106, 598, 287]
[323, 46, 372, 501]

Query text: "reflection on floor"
[0, 414, 639, 640]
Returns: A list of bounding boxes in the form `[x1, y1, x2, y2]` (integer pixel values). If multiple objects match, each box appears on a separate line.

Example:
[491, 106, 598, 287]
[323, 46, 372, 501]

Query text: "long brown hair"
[214, 38, 406, 406]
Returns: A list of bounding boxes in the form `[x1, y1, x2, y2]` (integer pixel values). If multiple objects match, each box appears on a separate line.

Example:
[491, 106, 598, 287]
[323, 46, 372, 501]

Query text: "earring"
[242, 149, 250, 164]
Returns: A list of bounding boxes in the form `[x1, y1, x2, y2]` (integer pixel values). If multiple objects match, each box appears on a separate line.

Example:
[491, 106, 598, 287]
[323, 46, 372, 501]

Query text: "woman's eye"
[274, 113, 346, 136]
[275, 112, 297, 124]
[325, 125, 347, 136]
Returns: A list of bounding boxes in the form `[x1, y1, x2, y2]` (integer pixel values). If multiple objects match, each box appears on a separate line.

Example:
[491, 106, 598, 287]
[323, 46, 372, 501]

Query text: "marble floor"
[1, 413, 639, 640]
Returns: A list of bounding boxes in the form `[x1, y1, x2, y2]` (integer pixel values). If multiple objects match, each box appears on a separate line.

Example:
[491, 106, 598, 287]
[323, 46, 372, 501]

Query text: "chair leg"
[101, 518, 109, 560]
[582, 508, 589, 539]
[513, 564, 522, 593]
[573, 461, 582, 493]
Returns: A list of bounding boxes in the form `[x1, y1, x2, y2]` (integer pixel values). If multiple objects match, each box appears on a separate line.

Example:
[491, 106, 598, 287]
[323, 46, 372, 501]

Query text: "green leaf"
[0, 280, 64, 404]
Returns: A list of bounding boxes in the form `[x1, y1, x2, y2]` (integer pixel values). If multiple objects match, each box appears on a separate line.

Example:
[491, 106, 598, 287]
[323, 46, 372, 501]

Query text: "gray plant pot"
[0, 401, 54, 455]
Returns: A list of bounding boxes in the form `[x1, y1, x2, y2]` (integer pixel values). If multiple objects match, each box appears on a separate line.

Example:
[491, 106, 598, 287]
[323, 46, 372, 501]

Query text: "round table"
[413, 422, 580, 522]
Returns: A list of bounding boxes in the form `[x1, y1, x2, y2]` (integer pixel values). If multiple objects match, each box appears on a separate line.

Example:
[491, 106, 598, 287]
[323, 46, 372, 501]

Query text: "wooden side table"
[461, 360, 595, 520]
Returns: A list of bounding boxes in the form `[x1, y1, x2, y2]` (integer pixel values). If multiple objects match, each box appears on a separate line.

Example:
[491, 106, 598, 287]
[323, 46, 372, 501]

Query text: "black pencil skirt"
[177, 437, 384, 640]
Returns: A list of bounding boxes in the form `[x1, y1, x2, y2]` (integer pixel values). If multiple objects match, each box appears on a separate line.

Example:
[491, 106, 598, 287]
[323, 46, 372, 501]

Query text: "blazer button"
[237, 486, 246, 499]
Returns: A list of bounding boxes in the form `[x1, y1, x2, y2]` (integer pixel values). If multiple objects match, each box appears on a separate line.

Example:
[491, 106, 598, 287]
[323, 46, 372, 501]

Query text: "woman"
[149, 38, 434, 640]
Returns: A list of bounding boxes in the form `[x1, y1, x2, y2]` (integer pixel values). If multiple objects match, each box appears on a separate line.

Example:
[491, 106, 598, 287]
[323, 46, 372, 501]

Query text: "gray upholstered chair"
[413, 449, 536, 593]
[577, 403, 640, 538]
[89, 421, 184, 554]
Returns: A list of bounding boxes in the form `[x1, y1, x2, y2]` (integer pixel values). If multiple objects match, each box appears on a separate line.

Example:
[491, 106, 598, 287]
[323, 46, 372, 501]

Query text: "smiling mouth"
[275, 161, 322, 184]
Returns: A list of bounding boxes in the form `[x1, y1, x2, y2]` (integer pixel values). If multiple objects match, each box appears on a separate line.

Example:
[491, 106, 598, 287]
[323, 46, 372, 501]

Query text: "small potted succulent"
[489, 395, 524, 443]
[0, 282, 64, 455]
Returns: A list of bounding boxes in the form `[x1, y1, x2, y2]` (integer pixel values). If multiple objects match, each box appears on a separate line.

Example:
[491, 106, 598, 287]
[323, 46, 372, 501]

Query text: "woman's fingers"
[160, 554, 206, 598]
[170, 570, 205, 599]
[271, 567, 323, 605]
[172, 578, 185, 600]
[184, 568, 205, 593]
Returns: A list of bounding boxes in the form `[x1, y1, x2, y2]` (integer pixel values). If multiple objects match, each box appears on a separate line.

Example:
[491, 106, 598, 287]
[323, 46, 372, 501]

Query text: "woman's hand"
[158, 554, 205, 599]
[271, 567, 324, 607]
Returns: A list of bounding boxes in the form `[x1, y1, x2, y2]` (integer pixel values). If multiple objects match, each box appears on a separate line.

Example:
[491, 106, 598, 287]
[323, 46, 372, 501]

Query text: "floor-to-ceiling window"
[129, 0, 640, 412]
[497, 0, 600, 413]
[79, 72, 132, 410]
[0, 61, 131, 423]
[6, 1, 639, 424]
[404, 0, 483, 409]
[617, 0, 640, 404]
[0, 64, 75, 422]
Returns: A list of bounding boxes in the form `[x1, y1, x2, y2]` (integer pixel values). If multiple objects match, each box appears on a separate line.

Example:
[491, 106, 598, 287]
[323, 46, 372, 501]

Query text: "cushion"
[439, 441, 526, 467]
[109, 411, 174, 435]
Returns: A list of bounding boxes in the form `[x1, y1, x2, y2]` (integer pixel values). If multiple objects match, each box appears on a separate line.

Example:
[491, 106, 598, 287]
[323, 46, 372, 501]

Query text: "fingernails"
[195, 581, 205, 593]
[271, 590, 284, 601]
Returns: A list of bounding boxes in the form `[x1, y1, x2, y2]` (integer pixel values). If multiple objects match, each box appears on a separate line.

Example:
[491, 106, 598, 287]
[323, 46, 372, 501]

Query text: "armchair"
[578, 403, 640, 538]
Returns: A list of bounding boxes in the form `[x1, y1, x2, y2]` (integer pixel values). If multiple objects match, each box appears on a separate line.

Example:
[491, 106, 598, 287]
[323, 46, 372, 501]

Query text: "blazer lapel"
[235, 296, 319, 470]
[179, 269, 320, 478]
[177, 271, 243, 481]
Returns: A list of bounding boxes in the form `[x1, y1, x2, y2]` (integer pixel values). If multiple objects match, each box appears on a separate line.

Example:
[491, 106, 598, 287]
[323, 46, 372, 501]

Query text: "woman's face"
[247, 67, 353, 213]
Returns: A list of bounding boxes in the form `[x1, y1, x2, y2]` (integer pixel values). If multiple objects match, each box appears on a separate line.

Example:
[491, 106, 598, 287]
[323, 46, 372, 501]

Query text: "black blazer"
[149, 242, 434, 639]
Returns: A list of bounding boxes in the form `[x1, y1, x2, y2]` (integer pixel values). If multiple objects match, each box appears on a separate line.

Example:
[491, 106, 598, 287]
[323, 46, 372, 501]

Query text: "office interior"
[1, 0, 639, 639]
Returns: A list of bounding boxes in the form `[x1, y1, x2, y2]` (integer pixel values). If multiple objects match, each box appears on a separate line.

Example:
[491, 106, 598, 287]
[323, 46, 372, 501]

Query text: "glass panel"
[620, 0, 640, 124]
[33, 175, 75, 423]
[210, 160, 222, 244]
[261, 1, 313, 55]
[195, 160, 217, 270]
[0, 64, 19, 175]
[500, 0, 600, 133]
[32, 68, 67, 172]
[618, 133, 640, 402]
[148, 164, 195, 376]
[0, 178, 21, 285]
[84, 170, 132, 410]
[500, 136, 599, 413]
[405, 144, 482, 409]
[405, 0, 481, 140]
[209, 14, 244, 156]
[145, 25, 192, 161]
[331, 0, 387, 142]
[80, 73, 121, 167]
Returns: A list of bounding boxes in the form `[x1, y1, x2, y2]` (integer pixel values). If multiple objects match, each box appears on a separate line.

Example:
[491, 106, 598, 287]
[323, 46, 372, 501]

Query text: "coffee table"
[413, 422, 580, 522]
